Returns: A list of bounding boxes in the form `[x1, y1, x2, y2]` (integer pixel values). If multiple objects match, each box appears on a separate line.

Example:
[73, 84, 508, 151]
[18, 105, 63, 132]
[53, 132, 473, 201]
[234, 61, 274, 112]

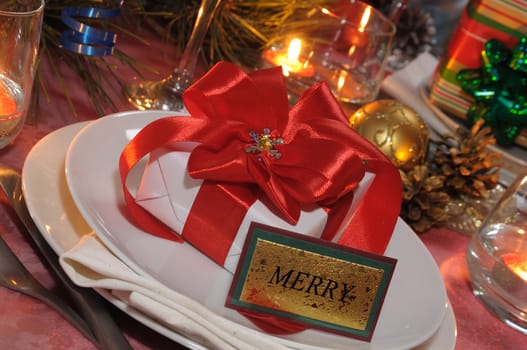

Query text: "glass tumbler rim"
[0, 0, 45, 16]
[315, 1, 396, 38]
[479, 171, 527, 232]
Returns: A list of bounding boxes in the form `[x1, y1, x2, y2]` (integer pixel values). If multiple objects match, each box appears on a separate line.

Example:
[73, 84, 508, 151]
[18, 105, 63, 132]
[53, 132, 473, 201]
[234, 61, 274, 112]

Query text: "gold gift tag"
[226, 222, 397, 341]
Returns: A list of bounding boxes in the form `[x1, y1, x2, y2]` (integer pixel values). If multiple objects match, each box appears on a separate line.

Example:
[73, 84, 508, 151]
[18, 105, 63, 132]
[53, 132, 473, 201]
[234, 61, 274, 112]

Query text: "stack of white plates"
[22, 110, 457, 350]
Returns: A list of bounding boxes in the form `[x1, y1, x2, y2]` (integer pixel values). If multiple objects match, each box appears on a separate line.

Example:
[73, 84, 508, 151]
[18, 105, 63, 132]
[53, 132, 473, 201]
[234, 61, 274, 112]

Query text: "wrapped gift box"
[135, 146, 376, 273]
[428, 0, 527, 146]
[120, 62, 402, 277]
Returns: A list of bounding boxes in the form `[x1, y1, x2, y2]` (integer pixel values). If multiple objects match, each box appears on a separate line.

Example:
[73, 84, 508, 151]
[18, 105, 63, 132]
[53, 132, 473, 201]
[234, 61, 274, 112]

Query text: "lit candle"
[492, 253, 527, 306]
[328, 4, 371, 51]
[263, 38, 314, 77]
[503, 254, 527, 280]
[0, 83, 16, 116]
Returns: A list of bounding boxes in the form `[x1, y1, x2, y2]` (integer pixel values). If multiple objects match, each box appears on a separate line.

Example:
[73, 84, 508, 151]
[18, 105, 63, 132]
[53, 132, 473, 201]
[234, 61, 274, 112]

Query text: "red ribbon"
[119, 62, 402, 333]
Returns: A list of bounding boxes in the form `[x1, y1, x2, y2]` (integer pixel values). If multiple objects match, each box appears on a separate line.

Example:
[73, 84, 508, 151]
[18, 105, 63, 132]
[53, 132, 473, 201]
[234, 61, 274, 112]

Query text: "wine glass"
[0, 0, 44, 149]
[125, 0, 223, 111]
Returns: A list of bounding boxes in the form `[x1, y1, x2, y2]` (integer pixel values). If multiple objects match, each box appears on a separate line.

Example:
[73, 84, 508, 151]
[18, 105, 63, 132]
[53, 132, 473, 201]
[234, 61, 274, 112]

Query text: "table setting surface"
[0, 25, 525, 350]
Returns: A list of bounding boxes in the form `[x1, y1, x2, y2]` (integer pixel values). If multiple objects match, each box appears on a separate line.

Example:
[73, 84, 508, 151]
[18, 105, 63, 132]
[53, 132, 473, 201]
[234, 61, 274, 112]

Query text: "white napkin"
[59, 234, 291, 350]
[381, 52, 451, 140]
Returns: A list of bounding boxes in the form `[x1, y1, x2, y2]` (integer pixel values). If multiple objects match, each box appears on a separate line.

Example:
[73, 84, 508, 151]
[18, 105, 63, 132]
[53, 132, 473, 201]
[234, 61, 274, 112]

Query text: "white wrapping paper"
[135, 147, 375, 273]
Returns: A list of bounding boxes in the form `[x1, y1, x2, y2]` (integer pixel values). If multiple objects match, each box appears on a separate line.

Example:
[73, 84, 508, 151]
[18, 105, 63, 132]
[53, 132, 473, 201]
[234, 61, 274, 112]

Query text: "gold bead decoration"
[349, 99, 429, 171]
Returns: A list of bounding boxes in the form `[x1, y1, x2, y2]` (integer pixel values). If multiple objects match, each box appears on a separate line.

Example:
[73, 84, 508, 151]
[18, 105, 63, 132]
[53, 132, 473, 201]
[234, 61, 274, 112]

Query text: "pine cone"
[387, 6, 437, 70]
[432, 119, 502, 199]
[400, 165, 451, 233]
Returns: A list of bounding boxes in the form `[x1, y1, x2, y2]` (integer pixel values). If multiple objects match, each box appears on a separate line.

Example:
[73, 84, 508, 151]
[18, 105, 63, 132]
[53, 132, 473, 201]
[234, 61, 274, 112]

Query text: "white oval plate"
[64, 111, 447, 349]
[23, 111, 450, 349]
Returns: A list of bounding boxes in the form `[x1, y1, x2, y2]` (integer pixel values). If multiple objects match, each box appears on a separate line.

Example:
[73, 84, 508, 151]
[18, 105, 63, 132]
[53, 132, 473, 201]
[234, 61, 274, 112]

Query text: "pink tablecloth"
[0, 27, 525, 350]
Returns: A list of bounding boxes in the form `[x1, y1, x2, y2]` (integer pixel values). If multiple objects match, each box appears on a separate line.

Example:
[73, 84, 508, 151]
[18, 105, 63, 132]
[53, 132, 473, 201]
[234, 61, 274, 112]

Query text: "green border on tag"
[226, 222, 397, 341]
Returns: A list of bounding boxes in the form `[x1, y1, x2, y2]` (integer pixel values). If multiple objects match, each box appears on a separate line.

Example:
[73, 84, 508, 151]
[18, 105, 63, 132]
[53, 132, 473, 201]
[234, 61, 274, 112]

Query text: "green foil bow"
[457, 37, 527, 145]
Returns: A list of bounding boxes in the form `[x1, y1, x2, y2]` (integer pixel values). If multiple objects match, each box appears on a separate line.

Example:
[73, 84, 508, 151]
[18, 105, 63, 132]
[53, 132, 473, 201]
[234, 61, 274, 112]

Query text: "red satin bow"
[120, 61, 401, 259]
[184, 62, 367, 224]
[119, 62, 402, 333]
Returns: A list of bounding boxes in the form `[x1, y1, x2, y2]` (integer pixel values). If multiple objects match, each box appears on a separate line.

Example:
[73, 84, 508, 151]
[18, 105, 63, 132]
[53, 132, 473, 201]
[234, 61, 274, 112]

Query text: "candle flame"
[359, 7, 372, 32]
[287, 38, 302, 65]
[503, 254, 527, 281]
[337, 70, 347, 92]
[280, 38, 304, 77]
[263, 37, 314, 77]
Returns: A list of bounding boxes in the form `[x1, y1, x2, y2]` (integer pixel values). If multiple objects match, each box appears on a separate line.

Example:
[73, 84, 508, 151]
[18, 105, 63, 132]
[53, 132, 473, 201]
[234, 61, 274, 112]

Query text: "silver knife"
[0, 165, 133, 350]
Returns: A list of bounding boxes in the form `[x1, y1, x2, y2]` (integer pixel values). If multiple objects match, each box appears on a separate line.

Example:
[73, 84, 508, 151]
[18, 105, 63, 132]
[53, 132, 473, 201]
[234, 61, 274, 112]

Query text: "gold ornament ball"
[349, 99, 429, 171]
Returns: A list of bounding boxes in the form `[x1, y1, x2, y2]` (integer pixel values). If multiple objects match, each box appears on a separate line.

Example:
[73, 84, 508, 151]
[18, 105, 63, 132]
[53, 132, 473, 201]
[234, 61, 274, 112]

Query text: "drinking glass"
[260, 0, 395, 107]
[467, 171, 527, 334]
[125, 0, 223, 112]
[0, 0, 44, 150]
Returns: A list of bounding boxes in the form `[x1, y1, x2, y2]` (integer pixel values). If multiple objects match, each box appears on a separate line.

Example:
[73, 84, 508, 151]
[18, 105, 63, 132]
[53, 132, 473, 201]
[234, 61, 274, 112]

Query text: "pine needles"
[36, 0, 337, 117]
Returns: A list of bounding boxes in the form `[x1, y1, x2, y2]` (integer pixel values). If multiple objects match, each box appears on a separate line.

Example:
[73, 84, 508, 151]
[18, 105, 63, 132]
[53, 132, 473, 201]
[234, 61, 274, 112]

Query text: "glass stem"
[388, 0, 409, 24]
[170, 0, 223, 93]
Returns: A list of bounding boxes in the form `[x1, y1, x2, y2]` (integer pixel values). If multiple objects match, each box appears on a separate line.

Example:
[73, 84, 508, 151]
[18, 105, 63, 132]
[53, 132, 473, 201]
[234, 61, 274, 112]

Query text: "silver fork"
[0, 231, 97, 343]
[0, 164, 133, 350]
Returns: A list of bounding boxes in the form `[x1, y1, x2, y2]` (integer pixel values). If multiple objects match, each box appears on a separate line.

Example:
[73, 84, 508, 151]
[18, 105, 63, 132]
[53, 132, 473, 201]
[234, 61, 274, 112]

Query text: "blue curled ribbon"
[60, 1, 123, 56]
